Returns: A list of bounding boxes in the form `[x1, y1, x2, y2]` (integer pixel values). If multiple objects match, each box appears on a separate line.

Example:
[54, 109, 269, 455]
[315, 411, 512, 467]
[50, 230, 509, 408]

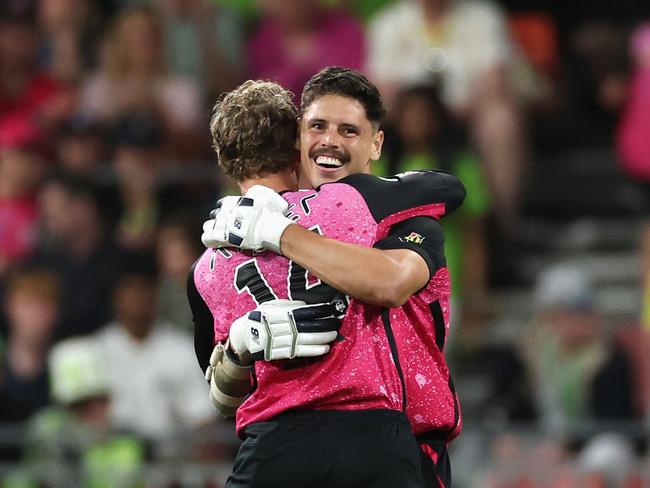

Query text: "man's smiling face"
[299, 94, 384, 188]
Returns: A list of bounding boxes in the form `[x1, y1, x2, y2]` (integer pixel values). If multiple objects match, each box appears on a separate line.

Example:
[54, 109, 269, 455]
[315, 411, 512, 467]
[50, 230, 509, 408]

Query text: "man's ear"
[370, 129, 384, 161]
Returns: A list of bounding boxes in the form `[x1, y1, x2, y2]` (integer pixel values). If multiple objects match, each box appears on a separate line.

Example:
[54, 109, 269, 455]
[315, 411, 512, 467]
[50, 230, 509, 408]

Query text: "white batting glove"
[228, 298, 347, 361]
[201, 196, 240, 248]
[226, 185, 294, 253]
[201, 186, 293, 252]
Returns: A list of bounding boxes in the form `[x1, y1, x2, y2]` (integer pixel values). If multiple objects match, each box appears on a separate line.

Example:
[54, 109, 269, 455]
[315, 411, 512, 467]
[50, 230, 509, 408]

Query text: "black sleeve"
[336, 170, 466, 223]
[374, 216, 446, 280]
[187, 259, 215, 374]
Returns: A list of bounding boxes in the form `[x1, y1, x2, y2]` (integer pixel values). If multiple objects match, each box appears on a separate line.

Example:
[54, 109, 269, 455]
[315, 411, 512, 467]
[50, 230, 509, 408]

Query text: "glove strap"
[260, 212, 293, 255]
[260, 314, 274, 361]
[288, 311, 299, 359]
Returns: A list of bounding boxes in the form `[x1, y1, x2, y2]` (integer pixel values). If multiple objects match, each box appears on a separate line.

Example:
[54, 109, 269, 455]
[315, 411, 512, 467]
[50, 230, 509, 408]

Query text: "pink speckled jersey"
[190, 171, 464, 438]
[373, 213, 461, 440]
[389, 268, 460, 437]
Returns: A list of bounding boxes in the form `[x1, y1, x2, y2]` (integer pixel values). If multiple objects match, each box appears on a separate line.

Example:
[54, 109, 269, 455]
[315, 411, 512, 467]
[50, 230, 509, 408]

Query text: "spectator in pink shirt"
[0, 122, 44, 276]
[0, 6, 71, 140]
[247, 0, 365, 98]
[617, 23, 650, 182]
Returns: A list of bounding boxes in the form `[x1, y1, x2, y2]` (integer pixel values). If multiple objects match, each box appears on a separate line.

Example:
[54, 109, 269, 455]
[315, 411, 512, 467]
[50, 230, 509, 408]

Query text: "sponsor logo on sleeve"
[400, 232, 425, 244]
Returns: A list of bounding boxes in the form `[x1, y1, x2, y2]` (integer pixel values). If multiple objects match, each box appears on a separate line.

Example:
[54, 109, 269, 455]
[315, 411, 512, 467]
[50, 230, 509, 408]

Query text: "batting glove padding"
[201, 185, 294, 253]
[229, 299, 346, 361]
[201, 195, 240, 248]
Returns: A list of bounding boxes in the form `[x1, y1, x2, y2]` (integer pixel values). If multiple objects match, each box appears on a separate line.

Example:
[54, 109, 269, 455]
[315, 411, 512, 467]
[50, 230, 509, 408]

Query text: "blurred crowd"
[1, 0, 650, 486]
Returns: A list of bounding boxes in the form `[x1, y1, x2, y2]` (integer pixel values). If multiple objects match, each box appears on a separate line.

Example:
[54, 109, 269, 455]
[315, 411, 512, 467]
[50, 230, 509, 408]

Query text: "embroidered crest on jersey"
[400, 232, 425, 244]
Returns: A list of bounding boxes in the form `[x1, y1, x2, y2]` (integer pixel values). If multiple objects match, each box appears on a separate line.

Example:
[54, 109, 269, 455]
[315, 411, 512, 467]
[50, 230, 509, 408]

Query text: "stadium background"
[1, 0, 649, 486]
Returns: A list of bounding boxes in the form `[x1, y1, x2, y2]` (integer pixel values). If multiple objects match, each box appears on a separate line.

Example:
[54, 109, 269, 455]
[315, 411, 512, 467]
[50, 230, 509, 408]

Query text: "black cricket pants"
[417, 432, 452, 488]
[226, 409, 426, 488]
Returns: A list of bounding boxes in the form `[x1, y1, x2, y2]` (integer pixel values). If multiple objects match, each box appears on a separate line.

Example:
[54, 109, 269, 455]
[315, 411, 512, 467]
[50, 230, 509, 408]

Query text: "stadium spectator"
[616, 23, 650, 336]
[367, 0, 536, 233]
[449, 314, 537, 424]
[0, 269, 59, 425]
[54, 116, 107, 179]
[109, 111, 195, 252]
[36, 0, 101, 84]
[523, 264, 636, 434]
[4, 337, 147, 487]
[155, 214, 202, 331]
[96, 257, 214, 439]
[110, 112, 166, 252]
[557, 22, 629, 149]
[0, 4, 71, 145]
[159, 0, 244, 98]
[617, 23, 650, 183]
[247, 0, 365, 99]
[77, 4, 204, 157]
[380, 85, 491, 318]
[33, 172, 125, 339]
[0, 124, 44, 276]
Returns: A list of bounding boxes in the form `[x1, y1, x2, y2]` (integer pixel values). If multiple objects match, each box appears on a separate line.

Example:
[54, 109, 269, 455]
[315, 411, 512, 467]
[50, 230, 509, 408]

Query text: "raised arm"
[202, 171, 463, 308]
[280, 225, 428, 307]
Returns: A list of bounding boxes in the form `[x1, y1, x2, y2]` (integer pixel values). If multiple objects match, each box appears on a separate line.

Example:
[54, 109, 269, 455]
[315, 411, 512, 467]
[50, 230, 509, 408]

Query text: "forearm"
[280, 225, 427, 307]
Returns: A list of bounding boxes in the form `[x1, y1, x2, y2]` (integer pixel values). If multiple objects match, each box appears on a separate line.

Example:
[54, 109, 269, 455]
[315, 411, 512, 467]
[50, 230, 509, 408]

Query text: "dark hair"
[111, 111, 163, 149]
[58, 116, 104, 140]
[0, 2, 36, 26]
[396, 85, 454, 135]
[43, 170, 100, 206]
[41, 169, 117, 225]
[384, 84, 465, 174]
[210, 80, 298, 181]
[116, 251, 159, 284]
[301, 67, 386, 128]
[158, 212, 204, 257]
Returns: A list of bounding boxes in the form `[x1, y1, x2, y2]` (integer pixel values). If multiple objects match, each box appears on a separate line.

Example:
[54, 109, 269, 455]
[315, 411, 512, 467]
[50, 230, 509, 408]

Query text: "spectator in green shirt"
[4, 338, 146, 488]
[375, 85, 491, 322]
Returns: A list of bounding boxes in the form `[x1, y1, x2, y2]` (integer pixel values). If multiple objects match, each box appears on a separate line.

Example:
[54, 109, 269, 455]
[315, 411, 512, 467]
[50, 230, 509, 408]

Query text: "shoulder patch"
[399, 232, 425, 244]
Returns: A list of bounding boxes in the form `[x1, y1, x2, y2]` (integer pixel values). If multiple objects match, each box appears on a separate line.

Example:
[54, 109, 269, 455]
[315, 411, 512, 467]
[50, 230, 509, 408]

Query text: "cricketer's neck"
[238, 166, 300, 195]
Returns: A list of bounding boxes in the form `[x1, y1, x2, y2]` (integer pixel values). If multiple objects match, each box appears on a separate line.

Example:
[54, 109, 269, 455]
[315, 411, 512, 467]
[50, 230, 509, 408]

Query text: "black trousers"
[226, 409, 425, 488]
[417, 432, 452, 488]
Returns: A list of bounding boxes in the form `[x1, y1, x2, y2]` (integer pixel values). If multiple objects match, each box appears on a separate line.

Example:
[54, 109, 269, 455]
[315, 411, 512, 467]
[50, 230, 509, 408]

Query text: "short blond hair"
[209, 80, 298, 181]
